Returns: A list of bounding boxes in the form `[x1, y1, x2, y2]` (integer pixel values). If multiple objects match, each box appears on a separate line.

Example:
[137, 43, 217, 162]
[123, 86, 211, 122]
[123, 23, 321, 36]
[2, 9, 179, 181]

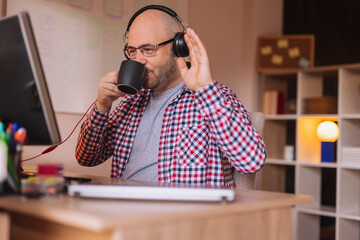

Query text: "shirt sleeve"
[195, 81, 266, 173]
[75, 104, 115, 166]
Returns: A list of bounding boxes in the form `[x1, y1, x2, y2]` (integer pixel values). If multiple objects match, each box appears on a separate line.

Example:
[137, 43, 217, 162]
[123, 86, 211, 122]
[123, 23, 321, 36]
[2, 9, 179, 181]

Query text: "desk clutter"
[21, 164, 65, 197]
[1, 161, 91, 197]
[0, 121, 84, 196]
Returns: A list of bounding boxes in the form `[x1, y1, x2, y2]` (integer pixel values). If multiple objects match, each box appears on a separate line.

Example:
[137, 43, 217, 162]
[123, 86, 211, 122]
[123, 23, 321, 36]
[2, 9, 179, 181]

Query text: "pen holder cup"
[0, 148, 22, 195]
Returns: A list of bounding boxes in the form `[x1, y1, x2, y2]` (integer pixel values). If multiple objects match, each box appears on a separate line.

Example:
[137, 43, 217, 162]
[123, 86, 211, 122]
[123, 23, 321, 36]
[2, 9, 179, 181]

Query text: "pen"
[6, 123, 13, 136]
[7, 154, 20, 191]
[13, 127, 26, 184]
[14, 127, 27, 144]
[13, 123, 19, 133]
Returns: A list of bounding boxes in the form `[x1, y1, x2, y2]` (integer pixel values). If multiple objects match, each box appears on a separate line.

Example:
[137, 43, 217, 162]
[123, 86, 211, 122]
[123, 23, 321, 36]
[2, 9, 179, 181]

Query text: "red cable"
[21, 99, 98, 162]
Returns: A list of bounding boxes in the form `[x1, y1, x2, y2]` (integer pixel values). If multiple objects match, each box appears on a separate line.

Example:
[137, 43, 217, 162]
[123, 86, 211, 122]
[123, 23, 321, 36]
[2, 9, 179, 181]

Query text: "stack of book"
[303, 96, 337, 114]
[262, 90, 285, 115]
[341, 147, 360, 164]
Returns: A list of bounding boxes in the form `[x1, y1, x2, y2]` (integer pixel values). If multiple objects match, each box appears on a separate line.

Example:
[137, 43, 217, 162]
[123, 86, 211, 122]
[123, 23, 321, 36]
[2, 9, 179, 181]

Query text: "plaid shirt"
[76, 81, 266, 188]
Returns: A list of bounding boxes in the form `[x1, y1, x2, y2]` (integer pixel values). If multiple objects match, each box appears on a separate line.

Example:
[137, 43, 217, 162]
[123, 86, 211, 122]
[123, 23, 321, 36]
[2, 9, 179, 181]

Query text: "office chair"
[232, 112, 265, 189]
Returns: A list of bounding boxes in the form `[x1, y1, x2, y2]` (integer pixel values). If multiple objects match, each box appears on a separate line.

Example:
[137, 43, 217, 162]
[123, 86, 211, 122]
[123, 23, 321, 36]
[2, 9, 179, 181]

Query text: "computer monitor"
[0, 11, 61, 145]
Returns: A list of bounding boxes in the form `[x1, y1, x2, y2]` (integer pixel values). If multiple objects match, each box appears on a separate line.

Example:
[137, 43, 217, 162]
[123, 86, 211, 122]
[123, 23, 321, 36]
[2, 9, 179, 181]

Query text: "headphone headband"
[125, 5, 184, 35]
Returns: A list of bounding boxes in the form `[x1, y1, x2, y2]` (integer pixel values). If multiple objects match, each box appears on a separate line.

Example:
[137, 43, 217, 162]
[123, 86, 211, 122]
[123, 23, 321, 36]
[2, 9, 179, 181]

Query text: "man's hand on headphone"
[177, 28, 213, 92]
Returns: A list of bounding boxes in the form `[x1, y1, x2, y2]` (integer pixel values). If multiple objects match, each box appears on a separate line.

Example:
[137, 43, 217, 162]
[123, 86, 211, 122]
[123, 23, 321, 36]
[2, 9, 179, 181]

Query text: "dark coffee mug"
[117, 60, 147, 95]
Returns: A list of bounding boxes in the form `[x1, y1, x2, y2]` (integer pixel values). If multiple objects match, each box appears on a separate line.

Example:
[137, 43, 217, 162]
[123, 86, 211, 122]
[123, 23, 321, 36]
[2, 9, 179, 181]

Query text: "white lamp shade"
[317, 121, 339, 142]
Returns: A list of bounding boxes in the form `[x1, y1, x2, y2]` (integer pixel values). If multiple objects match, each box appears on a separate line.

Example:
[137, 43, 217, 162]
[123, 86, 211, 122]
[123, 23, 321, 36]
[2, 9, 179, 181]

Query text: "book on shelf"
[341, 146, 360, 163]
[262, 90, 285, 115]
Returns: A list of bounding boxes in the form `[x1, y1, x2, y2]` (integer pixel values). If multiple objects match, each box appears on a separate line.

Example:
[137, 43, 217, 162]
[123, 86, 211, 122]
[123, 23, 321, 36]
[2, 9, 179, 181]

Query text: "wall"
[0, 0, 5, 16]
[6, 0, 188, 113]
[189, 0, 283, 111]
[284, 0, 360, 66]
[21, 0, 283, 176]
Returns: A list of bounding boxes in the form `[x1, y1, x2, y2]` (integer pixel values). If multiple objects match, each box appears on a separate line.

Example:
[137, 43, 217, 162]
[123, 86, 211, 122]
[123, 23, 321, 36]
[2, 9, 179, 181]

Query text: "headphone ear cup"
[173, 32, 189, 57]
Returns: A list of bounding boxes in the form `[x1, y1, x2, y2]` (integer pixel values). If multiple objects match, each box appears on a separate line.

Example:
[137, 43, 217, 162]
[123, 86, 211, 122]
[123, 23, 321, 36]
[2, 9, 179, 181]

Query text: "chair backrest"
[232, 112, 265, 189]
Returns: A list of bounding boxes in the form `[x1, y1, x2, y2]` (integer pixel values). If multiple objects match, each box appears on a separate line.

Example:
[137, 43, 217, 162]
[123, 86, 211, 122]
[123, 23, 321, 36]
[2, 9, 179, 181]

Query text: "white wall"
[189, 0, 283, 111]
[22, 0, 283, 175]
[0, 0, 5, 16]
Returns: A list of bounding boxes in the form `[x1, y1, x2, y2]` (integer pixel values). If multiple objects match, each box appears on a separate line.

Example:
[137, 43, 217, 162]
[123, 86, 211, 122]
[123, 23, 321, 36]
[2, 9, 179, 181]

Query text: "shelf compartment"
[298, 70, 338, 115]
[340, 119, 360, 168]
[297, 166, 336, 210]
[299, 162, 337, 168]
[339, 68, 360, 114]
[256, 164, 295, 193]
[263, 119, 296, 160]
[266, 158, 296, 166]
[297, 205, 336, 217]
[298, 117, 338, 164]
[265, 114, 297, 120]
[341, 114, 360, 119]
[341, 162, 360, 170]
[297, 213, 335, 240]
[339, 169, 360, 218]
[339, 214, 360, 221]
[261, 73, 297, 115]
[338, 218, 360, 240]
[340, 119, 360, 147]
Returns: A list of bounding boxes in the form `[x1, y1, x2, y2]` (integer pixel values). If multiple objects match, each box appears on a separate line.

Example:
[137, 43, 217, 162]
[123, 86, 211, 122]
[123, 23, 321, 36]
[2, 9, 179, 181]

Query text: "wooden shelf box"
[258, 63, 360, 240]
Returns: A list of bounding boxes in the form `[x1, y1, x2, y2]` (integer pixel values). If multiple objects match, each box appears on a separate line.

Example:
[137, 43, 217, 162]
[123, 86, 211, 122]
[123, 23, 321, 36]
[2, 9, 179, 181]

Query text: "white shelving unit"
[256, 63, 360, 240]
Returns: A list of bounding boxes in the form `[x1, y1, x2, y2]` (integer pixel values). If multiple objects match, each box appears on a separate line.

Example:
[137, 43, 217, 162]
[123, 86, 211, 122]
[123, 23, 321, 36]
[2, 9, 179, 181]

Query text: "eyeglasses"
[124, 38, 174, 59]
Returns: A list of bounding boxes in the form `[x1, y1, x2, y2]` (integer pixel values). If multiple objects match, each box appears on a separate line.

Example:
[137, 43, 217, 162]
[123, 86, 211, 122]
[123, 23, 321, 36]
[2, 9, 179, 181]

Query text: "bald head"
[128, 9, 183, 42]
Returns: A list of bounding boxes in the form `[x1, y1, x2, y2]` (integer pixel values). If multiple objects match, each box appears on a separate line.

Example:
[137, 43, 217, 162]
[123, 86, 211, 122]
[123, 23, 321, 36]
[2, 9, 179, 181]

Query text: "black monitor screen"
[0, 12, 61, 145]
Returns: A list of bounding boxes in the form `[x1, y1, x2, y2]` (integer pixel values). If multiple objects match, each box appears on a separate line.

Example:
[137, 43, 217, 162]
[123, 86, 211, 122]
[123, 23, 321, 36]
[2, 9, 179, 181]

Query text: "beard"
[143, 55, 179, 90]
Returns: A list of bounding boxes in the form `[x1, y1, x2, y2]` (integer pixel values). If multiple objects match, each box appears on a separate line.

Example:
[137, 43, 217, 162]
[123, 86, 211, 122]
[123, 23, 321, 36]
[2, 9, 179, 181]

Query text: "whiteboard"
[7, 0, 188, 113]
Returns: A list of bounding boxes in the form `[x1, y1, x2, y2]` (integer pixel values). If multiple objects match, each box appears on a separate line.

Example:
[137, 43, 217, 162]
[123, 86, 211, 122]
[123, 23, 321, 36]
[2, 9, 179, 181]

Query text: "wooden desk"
[0, 182, 312, 240]
[0, 211, 9, 240]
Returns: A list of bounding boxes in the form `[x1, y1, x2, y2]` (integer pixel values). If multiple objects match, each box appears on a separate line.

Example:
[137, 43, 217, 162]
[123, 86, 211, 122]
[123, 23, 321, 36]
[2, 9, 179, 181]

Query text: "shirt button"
[198, 100, 202, 104]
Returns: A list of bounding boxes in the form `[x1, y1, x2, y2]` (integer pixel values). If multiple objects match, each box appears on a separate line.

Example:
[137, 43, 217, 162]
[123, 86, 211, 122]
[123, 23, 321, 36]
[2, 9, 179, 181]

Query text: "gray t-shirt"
[121, 82, 184, 181]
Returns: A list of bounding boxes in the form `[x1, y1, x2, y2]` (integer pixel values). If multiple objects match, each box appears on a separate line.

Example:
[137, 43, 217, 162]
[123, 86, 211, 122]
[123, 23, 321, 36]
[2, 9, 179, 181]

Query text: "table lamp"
[317, 121, 339, 162]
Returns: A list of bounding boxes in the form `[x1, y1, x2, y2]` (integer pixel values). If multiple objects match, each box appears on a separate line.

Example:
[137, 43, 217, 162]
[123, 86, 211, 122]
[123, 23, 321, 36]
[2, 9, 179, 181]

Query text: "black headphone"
[123, 5, 189, 59]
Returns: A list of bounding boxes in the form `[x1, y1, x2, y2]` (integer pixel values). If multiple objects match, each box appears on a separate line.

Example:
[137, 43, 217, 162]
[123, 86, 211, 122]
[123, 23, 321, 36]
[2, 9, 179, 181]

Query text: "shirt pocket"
[176, 124, 209, 166]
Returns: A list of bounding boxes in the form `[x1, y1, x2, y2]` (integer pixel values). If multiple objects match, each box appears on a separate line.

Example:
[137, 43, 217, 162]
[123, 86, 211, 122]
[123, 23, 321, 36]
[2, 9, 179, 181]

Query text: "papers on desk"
[68, 179, 235, 202]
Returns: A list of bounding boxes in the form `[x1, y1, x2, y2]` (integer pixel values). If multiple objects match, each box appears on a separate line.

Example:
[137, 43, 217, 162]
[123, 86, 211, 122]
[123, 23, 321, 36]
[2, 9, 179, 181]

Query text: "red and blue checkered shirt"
[76, 81, 266, 188]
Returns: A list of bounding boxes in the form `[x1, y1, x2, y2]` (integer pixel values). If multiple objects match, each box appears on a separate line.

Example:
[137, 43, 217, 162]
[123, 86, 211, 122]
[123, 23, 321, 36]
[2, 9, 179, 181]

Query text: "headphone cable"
[21, 99, 98, 162]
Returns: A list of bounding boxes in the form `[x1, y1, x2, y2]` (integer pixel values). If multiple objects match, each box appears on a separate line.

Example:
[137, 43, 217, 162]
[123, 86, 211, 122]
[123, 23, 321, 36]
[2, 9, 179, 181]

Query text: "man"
[76, 5, 266, 188]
